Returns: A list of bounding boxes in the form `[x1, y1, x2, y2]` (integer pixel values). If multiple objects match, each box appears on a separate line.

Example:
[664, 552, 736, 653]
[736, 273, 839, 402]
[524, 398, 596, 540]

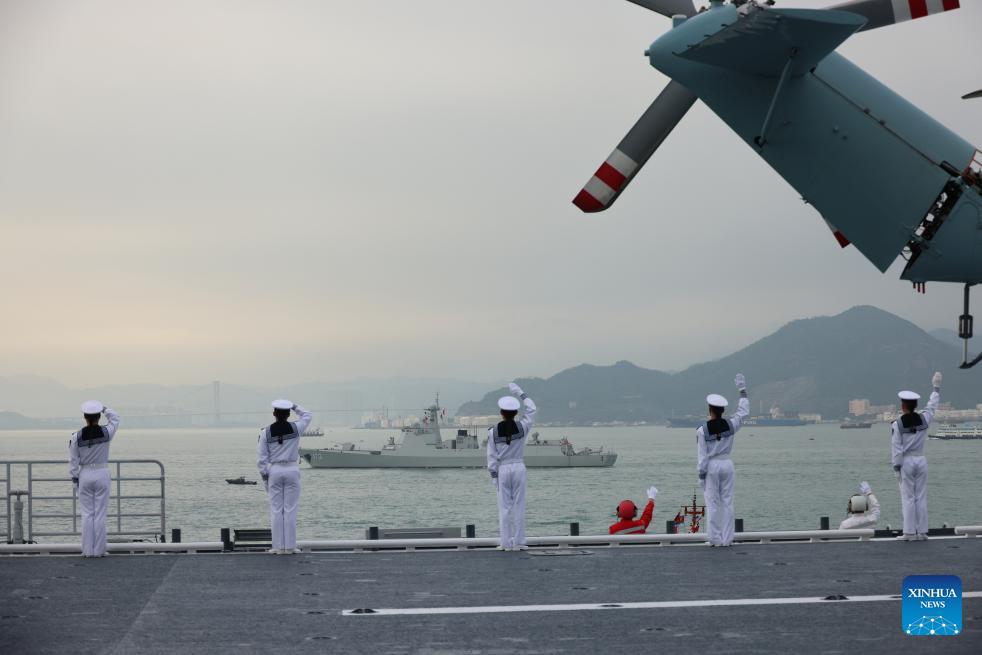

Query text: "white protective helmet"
[848, 494, 868, 513]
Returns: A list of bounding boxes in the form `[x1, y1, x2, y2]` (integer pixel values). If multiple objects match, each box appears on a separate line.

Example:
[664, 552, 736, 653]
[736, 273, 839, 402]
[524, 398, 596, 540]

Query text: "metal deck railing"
[2, 526, 980, 555]
[1, 460, 166, 543]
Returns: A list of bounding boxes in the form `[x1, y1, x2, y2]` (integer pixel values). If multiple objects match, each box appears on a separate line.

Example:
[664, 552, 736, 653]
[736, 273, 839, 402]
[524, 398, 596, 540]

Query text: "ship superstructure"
[300, 396, 617, 468]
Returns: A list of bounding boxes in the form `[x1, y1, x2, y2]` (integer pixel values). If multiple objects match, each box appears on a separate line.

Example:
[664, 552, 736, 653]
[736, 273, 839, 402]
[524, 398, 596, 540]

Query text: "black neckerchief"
[497, 419, 519, 445]
[270, 421, 293, 444]
[706, 417, 730, 441]
[900, 413, 923, 430]
[78, 425, 103, 446]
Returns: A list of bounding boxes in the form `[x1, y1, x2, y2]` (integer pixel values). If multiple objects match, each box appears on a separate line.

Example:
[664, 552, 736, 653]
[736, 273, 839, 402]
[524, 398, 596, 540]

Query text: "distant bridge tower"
[213, 380, 221, 426]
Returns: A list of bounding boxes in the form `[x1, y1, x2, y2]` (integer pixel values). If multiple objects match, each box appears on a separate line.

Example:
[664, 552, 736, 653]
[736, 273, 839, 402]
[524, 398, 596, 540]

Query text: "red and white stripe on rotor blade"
[891, 0, 960, 21]
[573, 150, 639, 213]
[572, 80, 698, 214]
[829, 0, 959, 32]
[823, 218, 851, 248]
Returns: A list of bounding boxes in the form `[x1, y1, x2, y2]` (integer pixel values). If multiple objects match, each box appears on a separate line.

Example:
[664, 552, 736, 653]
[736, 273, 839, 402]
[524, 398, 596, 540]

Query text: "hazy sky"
[1, 1, 979, 387]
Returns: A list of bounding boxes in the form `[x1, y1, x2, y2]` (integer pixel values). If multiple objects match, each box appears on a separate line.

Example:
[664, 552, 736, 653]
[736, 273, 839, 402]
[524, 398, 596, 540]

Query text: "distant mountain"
[0, 411, 75, 430]
[457, 306, 981, 423]
[929, 328, 963, 349]
[0, 375, 494, 427]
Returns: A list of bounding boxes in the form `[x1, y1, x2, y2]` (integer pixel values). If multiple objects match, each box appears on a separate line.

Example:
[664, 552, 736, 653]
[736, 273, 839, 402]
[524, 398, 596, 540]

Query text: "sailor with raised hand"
[839, 481, 881, 530]
[609, 487, 658, 535]
[257, 399, 313, 554]
[487, 382, 536, 551]
[696, 374, 750, 547]
[892, 372, 941, 541]
[68, 401, 120, 557]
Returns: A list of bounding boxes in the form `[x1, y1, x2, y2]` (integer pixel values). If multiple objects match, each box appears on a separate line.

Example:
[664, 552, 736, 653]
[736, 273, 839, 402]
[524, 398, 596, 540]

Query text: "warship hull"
[301, 447, 617, 468]
[667, 416, 809, 428]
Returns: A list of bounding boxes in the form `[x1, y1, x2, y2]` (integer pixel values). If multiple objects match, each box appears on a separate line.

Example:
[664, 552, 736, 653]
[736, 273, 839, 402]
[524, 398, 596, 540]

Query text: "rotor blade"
[625, 0, 697, 18]
[573, 81, 697, 213]
[827, 0, 960, 32]
[963, 90, 982, 100]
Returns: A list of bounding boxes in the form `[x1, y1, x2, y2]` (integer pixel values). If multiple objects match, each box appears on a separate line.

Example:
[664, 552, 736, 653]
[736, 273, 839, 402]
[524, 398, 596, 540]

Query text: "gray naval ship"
[300, 397, 617, 468]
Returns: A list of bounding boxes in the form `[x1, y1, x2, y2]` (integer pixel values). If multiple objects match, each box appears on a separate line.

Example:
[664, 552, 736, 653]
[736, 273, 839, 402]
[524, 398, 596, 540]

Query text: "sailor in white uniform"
[68, 401, 120, 557]
[257, 399, 313, 554]
[892, 373, 941, 541]
[696, 374, 750, 547]
[839, 481, 881, 530]
[487, 382, 536, 551]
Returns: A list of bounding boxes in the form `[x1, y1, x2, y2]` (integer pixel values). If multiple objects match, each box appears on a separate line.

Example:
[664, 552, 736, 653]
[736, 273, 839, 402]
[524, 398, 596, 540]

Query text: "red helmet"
[616, 500, 637, 520]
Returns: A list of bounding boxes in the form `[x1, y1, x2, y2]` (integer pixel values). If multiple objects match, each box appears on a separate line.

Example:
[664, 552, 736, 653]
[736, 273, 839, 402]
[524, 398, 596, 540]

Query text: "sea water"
[1, 424, 980, 542]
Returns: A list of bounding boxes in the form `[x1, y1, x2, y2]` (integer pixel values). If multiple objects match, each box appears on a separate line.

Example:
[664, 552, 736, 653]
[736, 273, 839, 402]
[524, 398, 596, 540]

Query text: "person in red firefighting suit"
[609, 487, 658, 535]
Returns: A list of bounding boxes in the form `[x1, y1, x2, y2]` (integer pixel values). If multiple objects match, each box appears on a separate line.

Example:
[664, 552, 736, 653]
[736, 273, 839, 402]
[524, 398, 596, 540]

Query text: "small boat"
[840, 421, 873, 429]
[301, 427, 324, 437]
[929, 423, 982, 440]
[225, 476, 258, 485]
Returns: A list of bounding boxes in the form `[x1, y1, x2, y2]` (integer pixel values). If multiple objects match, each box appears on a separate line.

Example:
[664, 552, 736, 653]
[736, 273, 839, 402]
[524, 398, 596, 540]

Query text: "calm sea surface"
[2, 424, 980, 542]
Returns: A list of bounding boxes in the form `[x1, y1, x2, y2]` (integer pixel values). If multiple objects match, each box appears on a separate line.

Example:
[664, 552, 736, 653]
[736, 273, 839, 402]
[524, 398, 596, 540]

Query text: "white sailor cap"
[706, 394, 728, 408]
[498, 396, 521, 411]
[898, 391, 921, 401]
[81, 400, 103, 414]
[272, 399, 294, 410]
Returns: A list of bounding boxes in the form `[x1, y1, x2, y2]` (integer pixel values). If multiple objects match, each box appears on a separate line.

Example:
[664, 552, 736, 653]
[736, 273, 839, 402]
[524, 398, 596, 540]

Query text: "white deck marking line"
[343, 591, 982, 616]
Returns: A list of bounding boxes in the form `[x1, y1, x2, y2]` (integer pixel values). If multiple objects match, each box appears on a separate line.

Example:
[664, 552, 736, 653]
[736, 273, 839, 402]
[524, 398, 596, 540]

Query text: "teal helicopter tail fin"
[676, 8, 866, 78]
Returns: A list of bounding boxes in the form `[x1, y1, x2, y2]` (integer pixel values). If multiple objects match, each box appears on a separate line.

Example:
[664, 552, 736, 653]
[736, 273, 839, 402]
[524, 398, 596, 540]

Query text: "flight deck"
[2, 537, 979, 654]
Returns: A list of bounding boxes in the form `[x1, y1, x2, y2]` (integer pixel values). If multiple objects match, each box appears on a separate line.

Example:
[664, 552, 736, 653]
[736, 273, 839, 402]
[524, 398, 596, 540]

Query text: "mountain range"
[457, 306, 981, 423]
[2, 305, 978, 429]
[0, 376, 495, 428]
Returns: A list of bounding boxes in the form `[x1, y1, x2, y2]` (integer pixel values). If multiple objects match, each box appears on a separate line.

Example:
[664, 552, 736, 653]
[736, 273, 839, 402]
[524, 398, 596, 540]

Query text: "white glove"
[859, 481, 871, 495]
[932, 371, 942, 389]
[734, 373, 746, 391]
[508, 382, 524, 397]
[646, 486, 658, 501]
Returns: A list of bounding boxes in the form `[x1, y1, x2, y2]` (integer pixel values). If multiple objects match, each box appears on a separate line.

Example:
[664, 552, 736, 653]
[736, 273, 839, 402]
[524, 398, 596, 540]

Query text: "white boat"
[300, 397, 617, 469]
[300, 427, 324, 437]
[929, 423, 982, 440]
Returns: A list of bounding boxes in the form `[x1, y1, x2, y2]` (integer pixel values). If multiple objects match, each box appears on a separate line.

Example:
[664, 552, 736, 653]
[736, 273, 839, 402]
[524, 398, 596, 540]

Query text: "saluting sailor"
[68, 401, 120, 557]
[696, 374, 750, 547]
[487, 382, 536, 551]
[892, 372, 941, 541]
[257, 399, 313, 554]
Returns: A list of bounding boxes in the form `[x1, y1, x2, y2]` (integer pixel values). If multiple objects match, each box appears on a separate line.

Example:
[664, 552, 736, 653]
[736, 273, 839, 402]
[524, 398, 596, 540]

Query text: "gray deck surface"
[1, 539, 980, 654]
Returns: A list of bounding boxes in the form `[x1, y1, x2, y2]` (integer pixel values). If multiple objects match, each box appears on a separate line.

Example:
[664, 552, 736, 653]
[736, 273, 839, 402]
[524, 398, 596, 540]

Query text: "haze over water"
[3, 424, 980, 542]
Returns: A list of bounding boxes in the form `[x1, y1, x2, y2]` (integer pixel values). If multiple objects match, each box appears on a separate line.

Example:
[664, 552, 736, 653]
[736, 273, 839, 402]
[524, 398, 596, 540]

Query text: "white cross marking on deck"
[343, 591, 982, 616]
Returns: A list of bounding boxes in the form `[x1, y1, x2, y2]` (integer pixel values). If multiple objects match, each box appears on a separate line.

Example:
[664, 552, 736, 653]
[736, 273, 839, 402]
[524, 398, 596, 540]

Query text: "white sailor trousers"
[705, 458, 735, 546]
[79, 467, 111, 557]
[497, 462, 527, 549]
[900, 456, 928, 536]
[268, 464, 301, 550]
